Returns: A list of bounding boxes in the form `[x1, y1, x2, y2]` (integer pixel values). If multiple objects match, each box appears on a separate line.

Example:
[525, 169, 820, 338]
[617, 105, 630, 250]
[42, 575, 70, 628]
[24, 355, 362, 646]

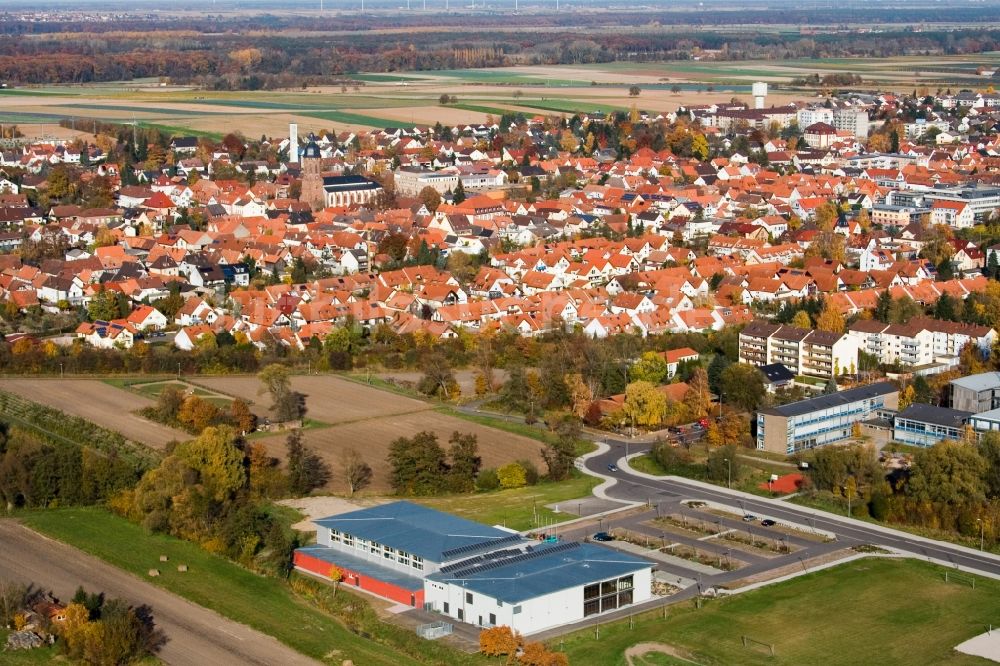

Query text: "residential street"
[0, 521, 321, 666]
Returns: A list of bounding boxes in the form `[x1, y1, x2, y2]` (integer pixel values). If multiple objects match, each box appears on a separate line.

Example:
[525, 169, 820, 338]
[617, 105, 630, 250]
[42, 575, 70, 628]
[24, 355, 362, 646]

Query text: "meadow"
[558, 557, 997, 666]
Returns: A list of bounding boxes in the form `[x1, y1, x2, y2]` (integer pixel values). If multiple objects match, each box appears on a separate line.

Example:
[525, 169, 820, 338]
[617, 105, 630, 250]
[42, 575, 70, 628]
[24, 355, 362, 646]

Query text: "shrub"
[497, 462, 527, 489]
[476, 468, 500, 491]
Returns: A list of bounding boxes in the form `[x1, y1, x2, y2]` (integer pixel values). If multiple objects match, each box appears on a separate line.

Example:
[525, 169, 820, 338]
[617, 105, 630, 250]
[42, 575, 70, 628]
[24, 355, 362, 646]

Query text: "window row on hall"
[328, 529, 425, 571]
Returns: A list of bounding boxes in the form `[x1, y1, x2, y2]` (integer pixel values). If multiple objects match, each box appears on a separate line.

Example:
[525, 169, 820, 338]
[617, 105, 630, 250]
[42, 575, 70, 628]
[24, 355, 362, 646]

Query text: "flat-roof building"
[893, 404, 972, 448]
[294, 501, 654, 634]
[756, 381, 899, 454]
[951, 372, 1000, 413]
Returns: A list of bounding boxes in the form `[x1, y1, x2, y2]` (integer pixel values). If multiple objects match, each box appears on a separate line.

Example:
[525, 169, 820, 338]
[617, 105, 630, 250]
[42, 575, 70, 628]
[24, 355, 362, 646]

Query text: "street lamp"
[977, 518, 985, 552]
[724, 457, 731, 489]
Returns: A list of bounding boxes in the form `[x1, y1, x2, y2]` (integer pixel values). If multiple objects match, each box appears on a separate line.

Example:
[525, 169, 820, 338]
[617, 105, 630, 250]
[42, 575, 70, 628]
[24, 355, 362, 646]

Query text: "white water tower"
[752, 82, 768, 109]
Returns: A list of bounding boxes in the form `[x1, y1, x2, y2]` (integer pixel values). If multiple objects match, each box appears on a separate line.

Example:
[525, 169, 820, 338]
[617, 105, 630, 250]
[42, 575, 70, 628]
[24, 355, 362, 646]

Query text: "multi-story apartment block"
[832, 108, 870, 139]
[756, 381, 899, 454]
[739, 320, 860, 380]
[847, 318, 996, 372]
[796, 107, 834, 129]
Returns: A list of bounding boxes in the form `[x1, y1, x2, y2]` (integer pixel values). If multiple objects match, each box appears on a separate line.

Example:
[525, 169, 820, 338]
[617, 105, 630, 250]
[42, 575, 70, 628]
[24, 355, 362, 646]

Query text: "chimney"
[289, 123, 299, 164]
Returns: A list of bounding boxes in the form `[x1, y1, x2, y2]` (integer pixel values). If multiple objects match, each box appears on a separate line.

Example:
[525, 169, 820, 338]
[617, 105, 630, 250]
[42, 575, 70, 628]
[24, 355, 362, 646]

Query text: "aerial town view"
[4, 0, 1000, 664]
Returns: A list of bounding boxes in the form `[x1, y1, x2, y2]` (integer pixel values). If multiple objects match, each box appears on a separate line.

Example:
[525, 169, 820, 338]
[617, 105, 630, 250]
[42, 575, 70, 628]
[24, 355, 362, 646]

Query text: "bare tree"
[342, 448, 373, 497]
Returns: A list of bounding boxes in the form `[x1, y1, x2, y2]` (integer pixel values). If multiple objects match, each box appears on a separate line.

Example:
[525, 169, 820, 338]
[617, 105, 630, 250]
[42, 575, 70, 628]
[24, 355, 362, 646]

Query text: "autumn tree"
[815, 301, 845, 333]
[230, 398, 256, 434]
[479, 625, 522, 661]
[175, 425, 247, 500]
[790, 309, 812, 329]
[621, 381, 667, 428]
[565, 373, 593, 419]
[418, 186, 442, 212]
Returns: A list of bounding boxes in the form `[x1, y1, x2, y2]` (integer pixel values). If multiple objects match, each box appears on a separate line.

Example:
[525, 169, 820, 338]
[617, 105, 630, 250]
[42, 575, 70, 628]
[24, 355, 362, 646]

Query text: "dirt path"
[624, 642, 702, 666]
[0, 521, 321, 666]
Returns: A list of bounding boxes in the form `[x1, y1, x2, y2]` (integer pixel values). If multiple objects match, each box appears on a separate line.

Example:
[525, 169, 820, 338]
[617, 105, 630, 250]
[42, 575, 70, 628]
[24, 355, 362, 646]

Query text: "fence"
[416, 621, 453, 640]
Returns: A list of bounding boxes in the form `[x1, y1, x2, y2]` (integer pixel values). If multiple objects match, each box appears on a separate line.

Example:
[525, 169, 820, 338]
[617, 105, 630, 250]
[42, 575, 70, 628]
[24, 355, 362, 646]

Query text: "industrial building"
[294, 502, 653, 635]
[755, 381, 899, 454]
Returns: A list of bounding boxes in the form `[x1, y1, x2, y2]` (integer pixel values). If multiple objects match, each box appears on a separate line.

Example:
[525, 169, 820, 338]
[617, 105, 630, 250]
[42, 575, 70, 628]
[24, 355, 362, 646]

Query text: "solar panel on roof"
[449, 542, 581, 579]
[441, 533, 523, 559]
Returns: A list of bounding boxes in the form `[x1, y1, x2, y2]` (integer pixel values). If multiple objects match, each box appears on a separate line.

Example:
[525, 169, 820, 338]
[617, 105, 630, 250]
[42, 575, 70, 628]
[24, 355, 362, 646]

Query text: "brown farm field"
[252, 409, 546, 494]
[0, 378, 188, 448]
[194, 374, 544, 493]
[193, 374, 430, 423]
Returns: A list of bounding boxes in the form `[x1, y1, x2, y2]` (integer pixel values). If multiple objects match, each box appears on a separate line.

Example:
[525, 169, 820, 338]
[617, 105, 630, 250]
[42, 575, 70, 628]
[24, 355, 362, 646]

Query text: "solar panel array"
[441, 533, 523, 560]
[448, 542, 581, 579]
[439, 547, 525, 574]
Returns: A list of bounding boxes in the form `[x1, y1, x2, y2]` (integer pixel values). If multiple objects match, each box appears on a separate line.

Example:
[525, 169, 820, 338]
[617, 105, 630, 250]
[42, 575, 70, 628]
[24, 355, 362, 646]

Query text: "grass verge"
[417, 472, 600, 531]
[557, 558, 995, 666]
[18, 508, 428, 666]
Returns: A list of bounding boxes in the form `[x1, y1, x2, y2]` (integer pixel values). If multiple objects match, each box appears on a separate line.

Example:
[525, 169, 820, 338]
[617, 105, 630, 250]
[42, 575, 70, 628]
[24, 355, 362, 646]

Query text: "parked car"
[743, 514, 757, 522]
[698, 418, 710, 428]
[607, 463, 619, 472]
[761, 519, 776, 527]
[593, 532, 614, 542]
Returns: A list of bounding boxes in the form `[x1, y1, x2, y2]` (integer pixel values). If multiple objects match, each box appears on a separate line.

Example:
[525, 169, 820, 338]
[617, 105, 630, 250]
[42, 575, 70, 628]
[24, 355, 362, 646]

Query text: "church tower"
[299, 140, 325, 211]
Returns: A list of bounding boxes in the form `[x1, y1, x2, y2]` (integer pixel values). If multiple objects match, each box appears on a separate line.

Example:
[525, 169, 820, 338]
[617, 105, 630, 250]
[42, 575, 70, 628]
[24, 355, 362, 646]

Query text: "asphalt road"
[586, 439, 1000, 579]
[0, 521, 321, 666]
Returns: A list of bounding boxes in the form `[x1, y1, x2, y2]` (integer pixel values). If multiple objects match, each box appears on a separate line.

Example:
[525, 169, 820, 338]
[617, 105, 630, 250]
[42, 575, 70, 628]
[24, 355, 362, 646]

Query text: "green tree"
[977, 431, 1000, 498]
[387, 431, 447, 495]
[629, 351, 668, 384]
[87, 289, 121, 322]
[906, 440, 987, 505]
[542, 416, 579, 481]
[719, 364, 766, 412]
[874, 289, 893, 322]
[452, 180, 466, 204]
[706, 444, 741, 483]
[286, 429, 330, 496]
[447, 431, 481, 492]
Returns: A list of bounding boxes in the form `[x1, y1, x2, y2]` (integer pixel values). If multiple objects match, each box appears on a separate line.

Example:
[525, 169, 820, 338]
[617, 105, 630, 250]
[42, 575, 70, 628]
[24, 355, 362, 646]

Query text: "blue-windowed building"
[756, 382, 899, 454]
[893, 403, 972, 448]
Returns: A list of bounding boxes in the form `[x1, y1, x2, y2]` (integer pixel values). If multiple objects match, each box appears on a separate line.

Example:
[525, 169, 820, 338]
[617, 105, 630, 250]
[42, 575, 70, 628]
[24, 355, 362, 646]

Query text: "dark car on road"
[593, 532, 614, 542]
[607, 463, 619, 472]
[761, 519, 776, 527]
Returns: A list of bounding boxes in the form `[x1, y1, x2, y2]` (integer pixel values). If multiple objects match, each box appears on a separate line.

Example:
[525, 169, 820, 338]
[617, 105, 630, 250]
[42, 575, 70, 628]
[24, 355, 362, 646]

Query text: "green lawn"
[418, 472, 599, 531]
[19, 508, 424, 666]
[558, 558, 996, 666]
[629, 452, 792, 498]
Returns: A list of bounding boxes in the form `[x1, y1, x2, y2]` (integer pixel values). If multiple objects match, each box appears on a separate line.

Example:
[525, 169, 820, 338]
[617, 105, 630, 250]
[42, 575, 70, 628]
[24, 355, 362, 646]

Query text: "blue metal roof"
[426, 541, 652, 604]
[313, 501, 519, 563]
[296, 545, 424, 591]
